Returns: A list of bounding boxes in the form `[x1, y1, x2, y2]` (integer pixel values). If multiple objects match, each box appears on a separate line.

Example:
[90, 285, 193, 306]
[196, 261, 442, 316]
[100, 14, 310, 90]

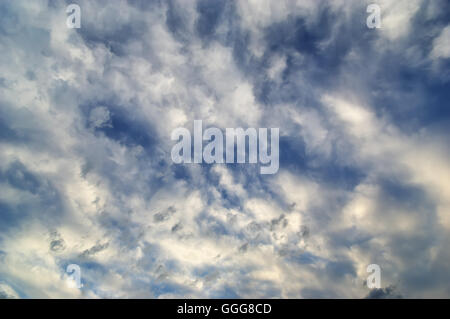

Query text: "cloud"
[0, 0, 449, 298]
[365, 285, 403, 299]
[431, 25, 450, 59]
[0, 283, 20, 299]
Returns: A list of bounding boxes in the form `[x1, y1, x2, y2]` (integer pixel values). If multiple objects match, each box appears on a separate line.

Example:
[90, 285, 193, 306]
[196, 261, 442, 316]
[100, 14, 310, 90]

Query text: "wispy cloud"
[0, 0, 449, 298]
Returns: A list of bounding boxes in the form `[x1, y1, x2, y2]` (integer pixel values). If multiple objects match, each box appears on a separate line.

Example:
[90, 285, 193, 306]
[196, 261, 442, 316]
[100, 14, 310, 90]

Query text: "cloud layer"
[0, 0, 449, 298]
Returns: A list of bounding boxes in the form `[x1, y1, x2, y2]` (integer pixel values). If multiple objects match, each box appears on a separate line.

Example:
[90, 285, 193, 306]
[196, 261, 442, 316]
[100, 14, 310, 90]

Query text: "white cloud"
[0, 0, 449, 299]
[431, 25, 450, 59]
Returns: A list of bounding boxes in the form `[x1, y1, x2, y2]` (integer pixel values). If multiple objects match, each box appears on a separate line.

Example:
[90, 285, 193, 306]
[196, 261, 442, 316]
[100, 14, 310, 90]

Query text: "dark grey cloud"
[80, 242, 109, 259]
[365, 285, 403, 299]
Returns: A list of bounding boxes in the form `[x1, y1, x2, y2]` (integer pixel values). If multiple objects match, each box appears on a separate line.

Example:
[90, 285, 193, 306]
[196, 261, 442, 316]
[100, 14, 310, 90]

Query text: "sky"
[0, 0, 449, 299]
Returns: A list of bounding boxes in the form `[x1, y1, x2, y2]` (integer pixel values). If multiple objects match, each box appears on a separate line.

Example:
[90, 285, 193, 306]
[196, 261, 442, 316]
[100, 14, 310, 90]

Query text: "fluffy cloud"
[0, 0, 449, 298]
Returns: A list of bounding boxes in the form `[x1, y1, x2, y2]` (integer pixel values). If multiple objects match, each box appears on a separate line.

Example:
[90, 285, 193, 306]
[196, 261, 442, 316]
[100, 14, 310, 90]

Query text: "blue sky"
[0, 0, 450, 298]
